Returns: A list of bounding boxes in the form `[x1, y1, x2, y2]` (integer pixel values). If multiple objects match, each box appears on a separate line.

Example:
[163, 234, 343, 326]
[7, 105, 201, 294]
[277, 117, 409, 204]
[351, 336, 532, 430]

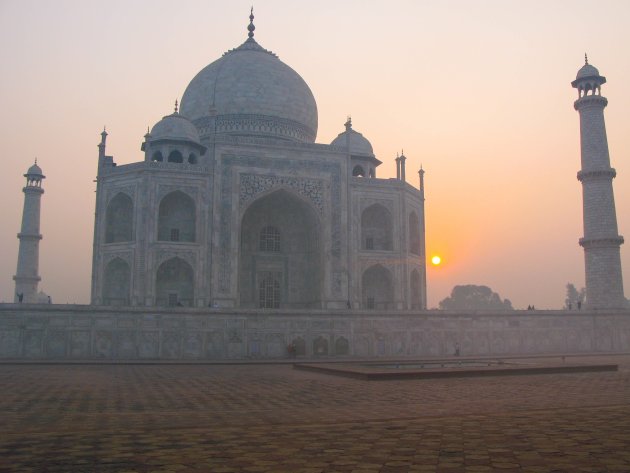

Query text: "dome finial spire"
[174, 99, 179, 113]
[585, 53, 588, 65]
[247, 7, 255, 39]
[345, 115, 352, 131]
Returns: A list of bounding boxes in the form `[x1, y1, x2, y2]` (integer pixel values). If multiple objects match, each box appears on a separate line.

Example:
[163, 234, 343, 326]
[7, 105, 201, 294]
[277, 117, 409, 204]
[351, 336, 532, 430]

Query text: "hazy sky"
[1, 0, 629, 309]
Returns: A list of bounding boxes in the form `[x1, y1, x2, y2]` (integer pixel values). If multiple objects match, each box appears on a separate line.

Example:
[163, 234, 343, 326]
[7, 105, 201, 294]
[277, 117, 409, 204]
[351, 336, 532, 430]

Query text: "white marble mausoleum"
[90, 13, 427, 311]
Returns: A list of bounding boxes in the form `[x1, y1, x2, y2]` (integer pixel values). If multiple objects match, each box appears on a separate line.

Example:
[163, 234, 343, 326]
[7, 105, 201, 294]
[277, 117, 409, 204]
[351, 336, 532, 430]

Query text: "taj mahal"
[88, 11, 427, 311]
[3, 14, 629, 360]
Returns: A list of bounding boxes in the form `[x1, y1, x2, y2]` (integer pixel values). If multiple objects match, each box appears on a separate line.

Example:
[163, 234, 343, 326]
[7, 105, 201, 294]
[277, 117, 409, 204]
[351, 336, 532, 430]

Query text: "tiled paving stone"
[0, 355, 629, 472]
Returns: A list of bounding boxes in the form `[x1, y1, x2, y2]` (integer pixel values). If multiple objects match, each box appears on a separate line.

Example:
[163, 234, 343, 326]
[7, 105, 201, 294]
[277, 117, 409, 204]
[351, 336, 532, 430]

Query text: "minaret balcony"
[577, 168, 616, 182]
[574, 95, 607, 110]
[579, 236, 624, 249]
[12, 275, 41, 282]
[17, 233, 43, 240]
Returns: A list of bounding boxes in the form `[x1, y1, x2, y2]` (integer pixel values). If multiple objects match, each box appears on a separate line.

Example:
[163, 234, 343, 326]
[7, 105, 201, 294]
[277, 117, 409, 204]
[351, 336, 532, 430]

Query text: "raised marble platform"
[294, 359, 619, 380]
[1, 304, 629, 360]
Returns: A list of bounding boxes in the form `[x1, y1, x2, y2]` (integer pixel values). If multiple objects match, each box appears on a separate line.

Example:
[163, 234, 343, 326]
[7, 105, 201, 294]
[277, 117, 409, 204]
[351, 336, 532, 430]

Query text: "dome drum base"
[193, 114, 316, 143]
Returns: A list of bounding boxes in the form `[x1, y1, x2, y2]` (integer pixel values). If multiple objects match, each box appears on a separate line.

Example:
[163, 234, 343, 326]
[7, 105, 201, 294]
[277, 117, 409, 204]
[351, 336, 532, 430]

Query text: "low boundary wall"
[1, 304, 629, 360]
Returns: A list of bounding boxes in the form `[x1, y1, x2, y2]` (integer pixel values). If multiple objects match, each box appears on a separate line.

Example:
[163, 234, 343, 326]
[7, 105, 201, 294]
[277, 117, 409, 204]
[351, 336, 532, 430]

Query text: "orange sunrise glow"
[1, 0, 629, 309]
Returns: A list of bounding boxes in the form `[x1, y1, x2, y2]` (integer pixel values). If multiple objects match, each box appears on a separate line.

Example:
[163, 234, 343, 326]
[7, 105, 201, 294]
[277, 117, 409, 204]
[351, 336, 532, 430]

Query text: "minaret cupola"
[25, 160, 45, 187]
[572, 54, 606, 98]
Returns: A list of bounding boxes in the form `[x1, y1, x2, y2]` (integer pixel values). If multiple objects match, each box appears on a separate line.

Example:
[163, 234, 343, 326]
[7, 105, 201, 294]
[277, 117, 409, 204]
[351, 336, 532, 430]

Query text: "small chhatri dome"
[576, 54, 601, 80]
[576, 63, 600, 80]
[572, 54, 606, 90]
[330, 118, 374, 156]
[26, 159, 44, 178]
[149, 110, 201, 144]
[179, 10, 318, 143]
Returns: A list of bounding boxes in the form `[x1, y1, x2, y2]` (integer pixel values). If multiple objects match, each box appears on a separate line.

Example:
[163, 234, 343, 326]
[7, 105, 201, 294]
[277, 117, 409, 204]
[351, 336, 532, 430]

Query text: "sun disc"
[431, 255, 441, 265]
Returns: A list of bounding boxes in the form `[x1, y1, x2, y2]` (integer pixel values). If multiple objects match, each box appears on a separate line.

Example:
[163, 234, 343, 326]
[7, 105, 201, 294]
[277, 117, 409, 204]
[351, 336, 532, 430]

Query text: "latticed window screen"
[259, 226, 280, 252]
[259, 272, 281, 308]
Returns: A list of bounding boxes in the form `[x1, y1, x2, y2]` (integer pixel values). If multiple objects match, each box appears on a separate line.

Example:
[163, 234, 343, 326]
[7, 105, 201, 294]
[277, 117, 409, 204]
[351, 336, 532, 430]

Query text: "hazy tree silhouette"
[439, 285, 513, 311]
[564, 283, 585, 309]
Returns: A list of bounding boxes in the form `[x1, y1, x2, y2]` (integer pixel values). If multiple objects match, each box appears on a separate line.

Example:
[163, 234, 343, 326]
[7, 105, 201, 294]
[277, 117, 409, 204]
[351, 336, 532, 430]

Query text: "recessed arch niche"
[103, 257, 131, 305]
[409, 211, 421, 255]
[361, 203, 393, 250]
[410, 269, 421, 309]
[155, 257, 194, 307]
[362, 264, 394, 309]
[157, 191, 196, 242]
[105, 193, 133, 243]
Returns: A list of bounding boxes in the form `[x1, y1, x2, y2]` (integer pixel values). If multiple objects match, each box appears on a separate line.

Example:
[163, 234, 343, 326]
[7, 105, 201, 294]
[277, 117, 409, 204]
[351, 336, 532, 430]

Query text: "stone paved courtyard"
[1, 355, 630, 472]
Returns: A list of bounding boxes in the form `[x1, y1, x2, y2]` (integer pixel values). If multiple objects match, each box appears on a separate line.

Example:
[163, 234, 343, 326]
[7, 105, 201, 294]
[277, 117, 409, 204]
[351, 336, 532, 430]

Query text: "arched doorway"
[335, 337, 350, 355]
[362, 264, 394, 309]
[352, 165, 366, 177]
[239, 189, 322, 308]
[155, 257, 194, 307]
[167, 150, 183, 163]
[313, 336, 329, 356]
[103, 258, 130, 305]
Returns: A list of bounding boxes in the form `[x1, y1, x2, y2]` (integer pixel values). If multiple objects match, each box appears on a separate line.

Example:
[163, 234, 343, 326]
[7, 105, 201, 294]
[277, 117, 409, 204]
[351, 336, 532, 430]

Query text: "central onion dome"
[180, 11, 318, 143]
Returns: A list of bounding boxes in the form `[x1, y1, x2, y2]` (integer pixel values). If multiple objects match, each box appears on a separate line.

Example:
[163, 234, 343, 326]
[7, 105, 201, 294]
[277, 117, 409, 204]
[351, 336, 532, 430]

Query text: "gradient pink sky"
[1, 0, 629, 308]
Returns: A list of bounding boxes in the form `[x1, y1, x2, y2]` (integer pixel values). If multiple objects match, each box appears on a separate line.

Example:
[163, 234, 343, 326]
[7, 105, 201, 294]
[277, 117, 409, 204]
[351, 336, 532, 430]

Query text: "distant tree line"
[439, 285, 513, 311]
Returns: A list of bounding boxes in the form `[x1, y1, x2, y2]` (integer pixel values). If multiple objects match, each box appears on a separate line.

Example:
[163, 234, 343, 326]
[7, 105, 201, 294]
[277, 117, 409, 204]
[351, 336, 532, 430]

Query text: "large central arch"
[239, 189, 322, 309]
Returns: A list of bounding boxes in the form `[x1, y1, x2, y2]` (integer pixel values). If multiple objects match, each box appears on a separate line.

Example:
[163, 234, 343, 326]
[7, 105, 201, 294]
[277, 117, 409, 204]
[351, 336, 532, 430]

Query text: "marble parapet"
[0, 304, 629, 360]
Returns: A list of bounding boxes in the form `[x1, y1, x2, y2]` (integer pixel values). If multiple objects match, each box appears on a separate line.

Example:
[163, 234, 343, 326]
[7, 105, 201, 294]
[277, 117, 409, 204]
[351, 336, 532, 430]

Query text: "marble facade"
[90, 16, 426, 312]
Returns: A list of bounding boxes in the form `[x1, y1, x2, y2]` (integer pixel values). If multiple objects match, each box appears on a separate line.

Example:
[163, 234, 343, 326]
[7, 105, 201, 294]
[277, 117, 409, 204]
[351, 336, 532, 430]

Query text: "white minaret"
[13, 161, 45, 303]
[572, 56, 625, 309]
